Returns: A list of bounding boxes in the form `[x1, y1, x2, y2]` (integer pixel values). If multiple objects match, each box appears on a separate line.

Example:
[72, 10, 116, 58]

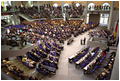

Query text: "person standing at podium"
[83, 37, 86, 45]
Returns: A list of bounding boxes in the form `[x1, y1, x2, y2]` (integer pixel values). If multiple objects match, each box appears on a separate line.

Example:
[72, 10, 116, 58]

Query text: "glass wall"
[102, 3, 110, 10]
[86, 14, 89, 23]
[1, 1, 12, 11]
[88, 3, 95, 10]
[100, 14, 109, 24]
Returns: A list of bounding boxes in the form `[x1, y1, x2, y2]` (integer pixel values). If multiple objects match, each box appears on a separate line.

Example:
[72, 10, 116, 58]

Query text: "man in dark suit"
[81, 39, 82, 45]
[20, 34, 27, 47]
[83, 37, 86, 45]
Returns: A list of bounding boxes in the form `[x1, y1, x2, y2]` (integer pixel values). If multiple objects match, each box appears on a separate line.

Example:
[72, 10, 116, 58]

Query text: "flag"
[114, 21, 118, 37]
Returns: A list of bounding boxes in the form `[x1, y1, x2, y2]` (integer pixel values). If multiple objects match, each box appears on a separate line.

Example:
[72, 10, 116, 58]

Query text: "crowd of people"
[89, 28, 114, 39]
[83, 46, 110, 74]
[2, 2, 85, 19]
[19, 2, 85, 19]
[75, 46, 98, 68]
[2, 20, 99, 48]
[68, 43, 112, 77]
[69, 46, 90, 63]
[17, 55, 36, 68]
[19, 3, 63, 19]
[89, 28, 116, 46]
[1, 59, 39, 80]
[19, 6, 46, 19]
[95, 50, 116, 80]
[65, 1, 85, 18]
[1, 20, 107, 80]
[44, 4, 63, 18]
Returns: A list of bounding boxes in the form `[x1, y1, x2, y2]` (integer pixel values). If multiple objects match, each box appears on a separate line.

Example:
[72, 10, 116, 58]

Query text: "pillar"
[11, 1, 16, 25]
[110, 44, 119, 80]
[108, 1, 115, 30]
[37, 1, 40, 13]
[84, 1, 88, 25]
[62, 1, 64, 16]
[11, 1, 14, 11]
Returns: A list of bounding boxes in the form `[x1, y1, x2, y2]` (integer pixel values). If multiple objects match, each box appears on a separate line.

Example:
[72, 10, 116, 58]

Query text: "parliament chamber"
[1, 1, 119, 80]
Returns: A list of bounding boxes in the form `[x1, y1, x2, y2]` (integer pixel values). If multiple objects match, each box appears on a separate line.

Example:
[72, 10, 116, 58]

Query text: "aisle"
[47, 30, 93, 80]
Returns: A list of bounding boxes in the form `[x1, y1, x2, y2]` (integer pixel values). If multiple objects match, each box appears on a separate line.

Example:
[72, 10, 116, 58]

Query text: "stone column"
[84, 1, 88, 25]
[62, 1, 64, 16]
[11, 1, 16, 25]
[110, 44, 119, 80]
[108, 1, 115, 30]
[38, 1, 40, 13]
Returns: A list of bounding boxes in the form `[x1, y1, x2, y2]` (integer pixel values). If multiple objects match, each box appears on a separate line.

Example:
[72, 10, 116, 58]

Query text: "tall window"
[53, 3, 58, 8]
[100, 14, 109, 24]
[102, 3, 110, 10]
[64, 3, 69, 7]
[88, 3, 95, 10]
[76, 3, 82, 7]
[28, 1, 33, 7]
[3, 1, 11, 11]
[76, 3, 80, 7]
[86, 14, 89, 23]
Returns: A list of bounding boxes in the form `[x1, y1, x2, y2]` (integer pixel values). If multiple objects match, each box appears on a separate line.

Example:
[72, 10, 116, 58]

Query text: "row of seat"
[68, 46, 90, 63]
[7, 24, 27, 29]
[81, 47, 99, 68]
[1, 59, 40, 80]
[95, 50, 115, 80]
[90, 52, 108, 74]
[2, 60, 27, 80]
[17, 56, 35, 69]
[83, 47, 110, 75]
[73, 46, 90, 63]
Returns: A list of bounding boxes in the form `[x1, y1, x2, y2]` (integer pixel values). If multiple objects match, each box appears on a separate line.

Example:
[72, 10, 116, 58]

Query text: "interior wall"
[111, 10, 119, 31]
[110, 44, 119, 80]
[63, 1, 86, 6]
[14, 1, 21, 7]
[19, 1, 119, 8]
[50, 1, 119, 8]
[114, 1, 119, 9]
[33, 1, 50, 6]
[50, 1, 62, 6]
[21, 1, 28, 7]
[88, 1, 112, 6]
[89, 14, 100, 23]
[33, 1, 38, 6]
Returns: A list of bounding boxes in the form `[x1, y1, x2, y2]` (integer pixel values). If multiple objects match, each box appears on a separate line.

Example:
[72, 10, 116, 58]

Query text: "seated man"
[104, 46, 109, 52]
[39, 50, 47, 58]
[22, 56, 27, 62]
[43, 58, 51, 66]
[38, 62, 43, 68]
[84, 65, 92, 74]
[110, 51, 116, 59]
[15, 68, 23, 74]
[28, 60, 36, 68]
[39, 66, 47, 72]
[52, 60, 58, 69]
[101, 70, 108, 79]
[96, 74, 104, 80]
[107, 38, 116, 46]
[48, 55, 53, 61]
[29, 76, 35, 80]
[95, 57, 100, 66]
[29, 51, 40, 61]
